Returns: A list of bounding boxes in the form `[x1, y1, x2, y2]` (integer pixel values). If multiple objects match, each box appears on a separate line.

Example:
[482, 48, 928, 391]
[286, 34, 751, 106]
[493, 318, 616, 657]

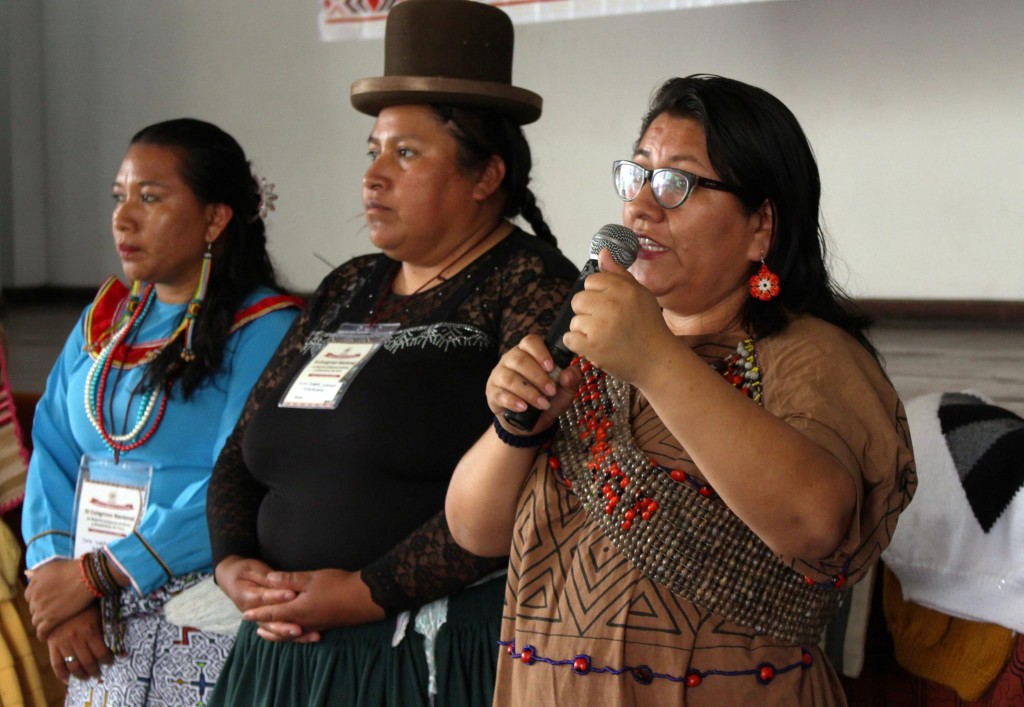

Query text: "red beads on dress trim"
[757, 663, 777, 684]
[573, 655, 591, 675]
[498, 639, 814, 688]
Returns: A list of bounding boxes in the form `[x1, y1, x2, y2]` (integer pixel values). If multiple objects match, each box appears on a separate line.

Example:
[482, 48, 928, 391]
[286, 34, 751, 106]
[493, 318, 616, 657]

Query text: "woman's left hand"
[563, 249, 676, 385]
[25, 559, 96, 641]
[242, 568, 385, 643]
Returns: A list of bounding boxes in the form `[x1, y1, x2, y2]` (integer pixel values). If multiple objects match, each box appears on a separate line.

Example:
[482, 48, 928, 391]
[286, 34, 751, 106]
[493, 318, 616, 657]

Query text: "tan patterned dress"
[494, 316, 916, 706]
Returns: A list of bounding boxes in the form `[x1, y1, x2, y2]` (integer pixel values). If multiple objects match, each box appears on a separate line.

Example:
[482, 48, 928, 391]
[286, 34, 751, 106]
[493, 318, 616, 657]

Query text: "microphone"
[502, 223, 639, 431]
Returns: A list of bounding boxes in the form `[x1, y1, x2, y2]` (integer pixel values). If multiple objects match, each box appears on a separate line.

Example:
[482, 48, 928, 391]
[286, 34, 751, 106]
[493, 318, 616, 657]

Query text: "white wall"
[0, 0, 9, 292]
[5, 0, 1023, 299]
[5, 0, 48, 288]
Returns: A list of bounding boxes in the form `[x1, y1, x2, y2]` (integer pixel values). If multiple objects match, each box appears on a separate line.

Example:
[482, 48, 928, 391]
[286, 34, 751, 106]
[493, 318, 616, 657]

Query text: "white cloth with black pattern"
[883, 390, 1024, 632]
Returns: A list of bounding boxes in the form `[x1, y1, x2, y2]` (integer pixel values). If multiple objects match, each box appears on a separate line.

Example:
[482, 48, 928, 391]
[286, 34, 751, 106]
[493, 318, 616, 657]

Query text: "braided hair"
[431, 105, 556, 246]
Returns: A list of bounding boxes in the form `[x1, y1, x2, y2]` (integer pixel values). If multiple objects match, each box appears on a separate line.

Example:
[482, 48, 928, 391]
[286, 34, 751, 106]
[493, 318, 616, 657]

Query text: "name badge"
[72, 455, 153, 558]
[279, 323, 399, 410]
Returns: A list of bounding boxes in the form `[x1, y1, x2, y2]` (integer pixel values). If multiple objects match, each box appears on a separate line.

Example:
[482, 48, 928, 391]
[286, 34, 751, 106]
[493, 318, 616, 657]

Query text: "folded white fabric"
[882, 391, 1024, 632]
[164, 576, 242, 636]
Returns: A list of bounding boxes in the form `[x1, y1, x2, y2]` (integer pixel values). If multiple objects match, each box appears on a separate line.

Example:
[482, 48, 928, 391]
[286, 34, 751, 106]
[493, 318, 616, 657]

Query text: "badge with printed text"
[279, 323, 399, 409]
[72, 455, 153, 558]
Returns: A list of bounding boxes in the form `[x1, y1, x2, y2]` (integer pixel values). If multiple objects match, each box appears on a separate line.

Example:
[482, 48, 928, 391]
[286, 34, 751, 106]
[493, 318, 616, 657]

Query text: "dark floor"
[3, 301, 1022, 417]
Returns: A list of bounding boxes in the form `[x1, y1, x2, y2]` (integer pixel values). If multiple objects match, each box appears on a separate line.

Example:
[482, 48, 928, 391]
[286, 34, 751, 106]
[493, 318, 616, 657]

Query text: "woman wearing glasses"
[447, 74, 916, 705]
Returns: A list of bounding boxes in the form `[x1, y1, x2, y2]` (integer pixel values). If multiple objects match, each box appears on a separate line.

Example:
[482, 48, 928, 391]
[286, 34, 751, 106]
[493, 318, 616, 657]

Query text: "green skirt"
[208, 575, 504, 707]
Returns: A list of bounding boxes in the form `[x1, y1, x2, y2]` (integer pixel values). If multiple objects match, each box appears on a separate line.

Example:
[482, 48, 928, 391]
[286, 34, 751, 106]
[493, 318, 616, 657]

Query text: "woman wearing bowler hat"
[205, 0, 577, 704]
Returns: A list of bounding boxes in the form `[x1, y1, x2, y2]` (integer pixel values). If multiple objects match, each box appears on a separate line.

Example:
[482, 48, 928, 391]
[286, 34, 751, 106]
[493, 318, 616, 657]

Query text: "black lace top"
[207, 228, 578, 615]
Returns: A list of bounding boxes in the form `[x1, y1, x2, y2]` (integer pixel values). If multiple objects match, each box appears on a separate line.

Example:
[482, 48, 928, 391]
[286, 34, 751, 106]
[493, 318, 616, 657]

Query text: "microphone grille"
[591, 224, 640, 268]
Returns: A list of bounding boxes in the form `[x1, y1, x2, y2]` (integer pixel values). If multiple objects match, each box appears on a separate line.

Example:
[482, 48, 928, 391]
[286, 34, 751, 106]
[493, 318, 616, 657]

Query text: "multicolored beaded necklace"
[84, 258, 212, 458]
[84, 283, 172, 456]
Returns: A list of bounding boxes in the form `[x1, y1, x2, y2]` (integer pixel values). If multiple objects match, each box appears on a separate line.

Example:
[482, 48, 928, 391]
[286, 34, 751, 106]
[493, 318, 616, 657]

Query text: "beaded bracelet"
[90, 551, 119, 596]
[492, 415, 557, 448]
[79, 554, 105, 599]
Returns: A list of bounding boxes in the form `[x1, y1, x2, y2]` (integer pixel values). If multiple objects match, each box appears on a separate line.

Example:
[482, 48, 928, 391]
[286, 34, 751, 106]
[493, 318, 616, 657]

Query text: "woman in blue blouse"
[21, 118, 300, 706]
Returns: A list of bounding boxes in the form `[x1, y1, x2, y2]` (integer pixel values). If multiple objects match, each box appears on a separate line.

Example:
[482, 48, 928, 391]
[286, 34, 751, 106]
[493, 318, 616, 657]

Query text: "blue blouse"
[22, 284, 297, 595]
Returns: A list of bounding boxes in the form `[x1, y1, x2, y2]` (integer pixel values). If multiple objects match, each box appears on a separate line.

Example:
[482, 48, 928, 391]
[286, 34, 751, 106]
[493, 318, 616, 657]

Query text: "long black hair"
[431, 105, 556, 246]
[129, 118, 287, 397]
[636, 75, 876, 357]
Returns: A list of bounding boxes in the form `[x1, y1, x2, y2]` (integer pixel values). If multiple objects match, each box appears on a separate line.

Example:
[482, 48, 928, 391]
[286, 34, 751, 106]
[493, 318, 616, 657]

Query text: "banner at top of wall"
[319, 0, 782, 42]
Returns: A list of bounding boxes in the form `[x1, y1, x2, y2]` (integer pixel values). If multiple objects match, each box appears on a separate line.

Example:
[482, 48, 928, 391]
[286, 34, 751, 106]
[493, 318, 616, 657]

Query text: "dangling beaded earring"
[181, 243, 212, 361]
[749, 254, 780, 301]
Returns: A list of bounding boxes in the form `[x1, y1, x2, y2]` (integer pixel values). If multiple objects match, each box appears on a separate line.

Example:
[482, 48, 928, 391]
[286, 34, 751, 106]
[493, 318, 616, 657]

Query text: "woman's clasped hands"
[25, 560, 113, 683]
[216, 556, 383, 643]
[25, 559, 95, 641]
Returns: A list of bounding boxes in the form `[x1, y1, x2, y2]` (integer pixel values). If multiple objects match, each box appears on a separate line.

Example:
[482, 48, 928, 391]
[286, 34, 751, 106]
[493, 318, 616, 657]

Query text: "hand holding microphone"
[502, 224, 639, 431]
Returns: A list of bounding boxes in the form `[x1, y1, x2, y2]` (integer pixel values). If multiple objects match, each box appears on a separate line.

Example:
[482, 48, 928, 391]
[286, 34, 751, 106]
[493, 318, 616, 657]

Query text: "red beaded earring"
[749, 255, 780, 301]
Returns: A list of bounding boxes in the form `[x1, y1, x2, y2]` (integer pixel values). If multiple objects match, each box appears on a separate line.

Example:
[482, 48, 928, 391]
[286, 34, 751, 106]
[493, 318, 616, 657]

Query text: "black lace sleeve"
[361, 235, 578, 615]
[207, 268, 353, 566]
[363, 511, 507, 616]
[495, 242, 578, 354]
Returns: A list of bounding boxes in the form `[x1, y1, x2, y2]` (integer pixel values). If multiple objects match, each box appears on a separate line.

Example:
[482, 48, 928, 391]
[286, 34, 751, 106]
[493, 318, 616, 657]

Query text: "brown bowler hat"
[350, 0, 542, 125]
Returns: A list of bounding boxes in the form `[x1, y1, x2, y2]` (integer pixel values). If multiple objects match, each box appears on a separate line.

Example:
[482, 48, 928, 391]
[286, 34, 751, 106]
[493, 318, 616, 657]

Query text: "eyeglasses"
[612, 159, 740, 210]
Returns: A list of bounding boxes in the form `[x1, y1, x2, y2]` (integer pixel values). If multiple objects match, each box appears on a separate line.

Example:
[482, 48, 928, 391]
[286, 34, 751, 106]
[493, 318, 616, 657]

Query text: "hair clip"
[254, 174, 278, 221]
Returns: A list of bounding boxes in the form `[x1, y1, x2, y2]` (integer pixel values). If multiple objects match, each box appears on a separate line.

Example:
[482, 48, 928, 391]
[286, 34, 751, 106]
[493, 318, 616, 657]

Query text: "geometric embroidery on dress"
[510, 459, 707, 642]
[183, 660, 217, 703]
[519, 583, 553, 611]
[507, 473, 581, 630]
[605, 587, 685, 637]
[566, 569, 638, 637]
[173, 626, 201, 646]
[66, 611, 234, 707]
[508, 489, 577, 619]
[524, 463, 681, 638]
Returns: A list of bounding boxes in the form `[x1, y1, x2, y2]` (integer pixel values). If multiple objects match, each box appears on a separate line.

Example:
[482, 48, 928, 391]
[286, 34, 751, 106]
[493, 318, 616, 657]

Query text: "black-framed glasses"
[612, 159, 740, 210]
